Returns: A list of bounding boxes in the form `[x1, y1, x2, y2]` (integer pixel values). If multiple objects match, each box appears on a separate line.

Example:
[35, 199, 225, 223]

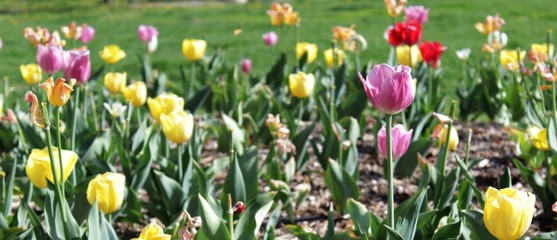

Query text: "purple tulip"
[241, 58, 252, 75]
[63, 49, 91, 84]
[262, 31, 278, 46]
[404, 6, 429, 24]
[358, 64, 415, 115]
[37, 44, 64, 75]
[377, 124, 413, 159]
[138, 25, 159, 43]
[80, 25, 95, 44]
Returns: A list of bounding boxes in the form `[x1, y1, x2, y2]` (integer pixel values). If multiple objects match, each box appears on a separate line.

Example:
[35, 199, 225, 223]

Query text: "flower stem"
[178, 143, 184, 182]
[386, 114, 394, 228]
[71, 86, 80, 152]
[227, 194, 234, 238]
[55, 107, 65, 194]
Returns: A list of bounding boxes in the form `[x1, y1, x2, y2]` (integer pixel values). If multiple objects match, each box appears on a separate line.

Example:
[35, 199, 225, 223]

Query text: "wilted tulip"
[396, 45, 422, 68]
[122, 81, 147, 107]
[147, 93, 185, 122]
[24, 27, 50, 46]
[61, 22, 82, 40]
[137, 24, 159, 43]
[63, 49, 91, 84]
[160, 110, 195, 144]
[358, 64, 415, 115]
[20, 63, 43, 85]
[288, 72, 315, 99]
[241, 59, 252, 75]
[404, 6, 429, 24]
[384, 0, 407, 17]
[387, 20, 422, 47]
[37, 44, 64, 75]
[438, 125, 459, 151]
[262, 31, 278, 46]
[377, 124, 413, 159]
[99, 45, 126, 64]
[455, 48, 471, 61]
[86, 172, 126, 214]
[182, 39, 207, 62]
[296, 42, 318, 64]
[104, 72, 127, 94]
[323, 48, 345, 68]
[80, 24, 95, 44]
[131, 223, 171, 240]
[500, 49, 525, 72]
[24, 91, 44, 128]
[475, 13, 505, 35]
[419, 41, 447, 69]
[39, 78, 76, 107]
[527, 126, 550, 151]
[25, 147, 78, 189]
[529, 43, 554, 62]
[484, 187, 535, 240]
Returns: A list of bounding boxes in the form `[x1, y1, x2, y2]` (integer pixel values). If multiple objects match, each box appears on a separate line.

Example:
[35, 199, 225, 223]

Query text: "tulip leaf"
[185, 86, 211, 114]
[416, 209, 438, 229]
[22, 200, 46, 240]
[393, 187, 428, 240]
[152, 170, 187, 221]
[284, 225, 321, 240]
[338, 117, 360, 178]
[431, 220, 461, 240]
[384, 225, 404, 240]
[461, 210, 496, 240]
[346, 198, 372, 236]
[88, 201, 101, 240]
[237, 146, 259, 202]
[325, 159, 359, 213]
[548, 118, 557, 154]
[44, 187, 81, 240]
[234, 192, 275, 240]
[265, 53, 287, 91]
[197, 193, 231, 240]
[530, 232, 557, 239]
[498, 167, 512, 189]
[219, 112, 245, 155]
[221, 152, 246, 211]
[292, 123, 315, 170]
[395, 139, 433, 178]
[2, 157, 16, 216]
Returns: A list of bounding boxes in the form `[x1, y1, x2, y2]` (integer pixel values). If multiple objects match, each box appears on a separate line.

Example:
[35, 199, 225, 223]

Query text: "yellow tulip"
[131, 223, 171, 240]
[527, 126, 550, 151]
[99, 45, 126, 64]
[484, 187, 535, 240]
[438, 125, 459, 151]
[122, 81, 147, 107]
[104, 72, 127, 94]
[530, 43, 555, 62]
[296, 42, 318, 64]
[39, 78, 76, 107]
[396, 45, 423, 68]
[182, 39, 207, 62]
[86, 172, 126, 214]
[160, 110, 194, 144]
[20, 64, 42, 85]
[25, 147, 78, 189]
[289, 72, 315, 99]
[324, 48, 346, 68]
[284, 11, 299, 26]
[147, 93, 185, 122]
[500, 49, 525, 72]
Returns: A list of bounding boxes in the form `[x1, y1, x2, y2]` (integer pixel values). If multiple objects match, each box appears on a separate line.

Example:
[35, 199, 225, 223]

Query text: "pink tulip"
[37, 44, 64, 75]
[404, 6, 429, 24]
[138, 25, 159, 43]
[358, 64, 414, 115]
[262, 31, 278, 46]
[63, 49, 91, 84]
[0, 37, 3, 50]
[80, 25, 95, 44]
[241, 58, 252, 75]
[377, 124, 413, 159]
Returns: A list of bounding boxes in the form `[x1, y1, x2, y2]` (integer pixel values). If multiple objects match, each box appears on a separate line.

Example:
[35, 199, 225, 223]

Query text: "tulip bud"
[132, 223, 171, 240]
[484, 187, 535, 240]
[377, 124, 413, 159]
[122, 81, 147, 107]
[137, 24, 159, 44]
[147, 93, 185, 122]
[241, 59, 252, 75]
[37, 44, 64, 75]
[438, 125, 459, 150]
[396, 45, 422, 68]
[160, 110, 194, 144]
[455, 48, 471, 61]
[87, 172, 126, 214]
[418, 41, 447, 69]
[182, 39, 207, 62]
[99, 45, 126, 64]
[80, 24, 95, 44]
[262, 31, 278, 46]
[63, 49, 91, 84]
[404, 5, 429, 24]
[20, 63, 42, 85]
[527, 126, 550, 151]
[25, 147, 78, 188]
[324, 48, 345, 68]
[232, 201, 246, 214]
[296, 42, 318, 64]
[39, 78, 76, 107]
[104, 72, 127, 94]
[288, 72, 315, 99]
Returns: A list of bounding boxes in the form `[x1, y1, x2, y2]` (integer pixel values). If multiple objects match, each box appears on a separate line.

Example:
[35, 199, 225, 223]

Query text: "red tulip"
[387, 19, 422, 47]
[418, 41, 447, 68]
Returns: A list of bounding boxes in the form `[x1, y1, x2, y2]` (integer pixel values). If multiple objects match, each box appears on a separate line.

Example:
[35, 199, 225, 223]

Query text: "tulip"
[527, 126, 550, 151]
[358, 64, 415, 115]
[384, 0, 407, 17]
[288, 72, 315, 99]
[419, 41, 447, 69]
[63, 49, 91, 84]
[104, 72, 127, 94]
[104, 102, 127, 118]
[147, 35, 158, 54]
[332, 26, 356, 43]
[529, 43, 554, 62]
[182, 39, 207, 62]
[24, 91, 44, 128]
[99, 45, 126, 64]
[296, 42, 318, 64]
[241, 58, 252, 75]
[484, 187, 535, 240]
[147, 93, 185, 122]
[36, 44, 64, 75]
[500, 49, 525, 72]
[86, 172, 126, 214]
[262, 31, 278, 46]
[404, 6, 429, 24]
[475, 14, 505, 35]
[267, 2, 284, 26]
[0, 37, 3, 50]
[487, 31, 508, 51]
[387, 20, 422, 47]
[24, 27, 50, 46]
[456, 48, 471, 61]
[396, 45, 422, 68]
[25, 147, 78, 189]
[160, 110, 194, 144]
[438, 125, 459, 150]
[377, 124, 413, 159]
[39, 78, 76, 107]
[122, 81, 147, 107]
[20, 63, 43, 85]
[137, 24, 159, 43]
[80, 24, 95, 44]
[132, 223, 171, 240]
[323, 48, 345, 68]
[61, 22, 82, 40]
[284, 11, 299, 26]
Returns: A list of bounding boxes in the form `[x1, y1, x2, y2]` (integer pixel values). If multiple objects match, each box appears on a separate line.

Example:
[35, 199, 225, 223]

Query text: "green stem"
[386, 114, 394, 228]
[355, 51, 361, 72]
[178, 143, 184, 182]
[71, 87, 80, 151]
[15, 120, 29, 155]
[55, 107, 65, 194]
[464, 129, 473, 164]
[124, 103, 133, 148]
[435, 101, 457, 209]
[428, 66, 434, 107]
[227, 194, 234, 238]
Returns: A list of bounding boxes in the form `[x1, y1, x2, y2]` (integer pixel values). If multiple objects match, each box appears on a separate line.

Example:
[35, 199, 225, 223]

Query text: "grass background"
[0, 0, 555, 99]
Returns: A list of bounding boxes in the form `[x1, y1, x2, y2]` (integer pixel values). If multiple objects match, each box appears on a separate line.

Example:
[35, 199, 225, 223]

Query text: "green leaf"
[292, 123, 315, 170]
[548, 117, 557, 154]
[186, 86, 211, 114]
[461, 210, 496, 240]
[198, 194, 231, 240]
[284, 225, 321, 240]
[394, 187, 428, 240]
[498, 167, 512, 189]
[237, 147, 259, 201]
[325, 159, 359, 213]
[153, 170, 187, 221]
[220, 113, 245, 154]
[221, 152, 246, 211]
[88, 201, 101, 240]
[431, 220, 461, 240]
[23, 200, 46, 240]
[234, 193, 275, 240]
[346, 198, 372, 236]
[530, 231, 557, 240]
[265, 53, 287, 90]
[417, 210, 438, 229]
[384, 225, 404, 240]
[395, 139, 433, 177]
[2, 157, 17, 216]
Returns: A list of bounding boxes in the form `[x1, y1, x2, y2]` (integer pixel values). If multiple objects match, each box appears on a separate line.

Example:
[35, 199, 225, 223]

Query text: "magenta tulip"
[404, 6, 429, 24]
[138, 25, 159, 43]
[262, 31, 278, 46]
[63, 49, 91, 84]
[358, 64, 414, 115]
[80, 25, 95, 44]
[377, 124, 413, 159]
[37, 44, 64, 75]
[241, 58, 252, 75]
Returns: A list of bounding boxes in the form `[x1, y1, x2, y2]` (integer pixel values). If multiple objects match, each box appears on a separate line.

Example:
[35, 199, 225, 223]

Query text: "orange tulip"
[39, 78, 76, 107]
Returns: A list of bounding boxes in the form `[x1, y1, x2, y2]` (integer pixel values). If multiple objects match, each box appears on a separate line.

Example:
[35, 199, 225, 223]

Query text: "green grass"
[0, 0, 555, 98]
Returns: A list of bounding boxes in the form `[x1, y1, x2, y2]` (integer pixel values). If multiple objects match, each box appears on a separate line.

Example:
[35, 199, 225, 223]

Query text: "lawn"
[0, 0, 555, 97]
